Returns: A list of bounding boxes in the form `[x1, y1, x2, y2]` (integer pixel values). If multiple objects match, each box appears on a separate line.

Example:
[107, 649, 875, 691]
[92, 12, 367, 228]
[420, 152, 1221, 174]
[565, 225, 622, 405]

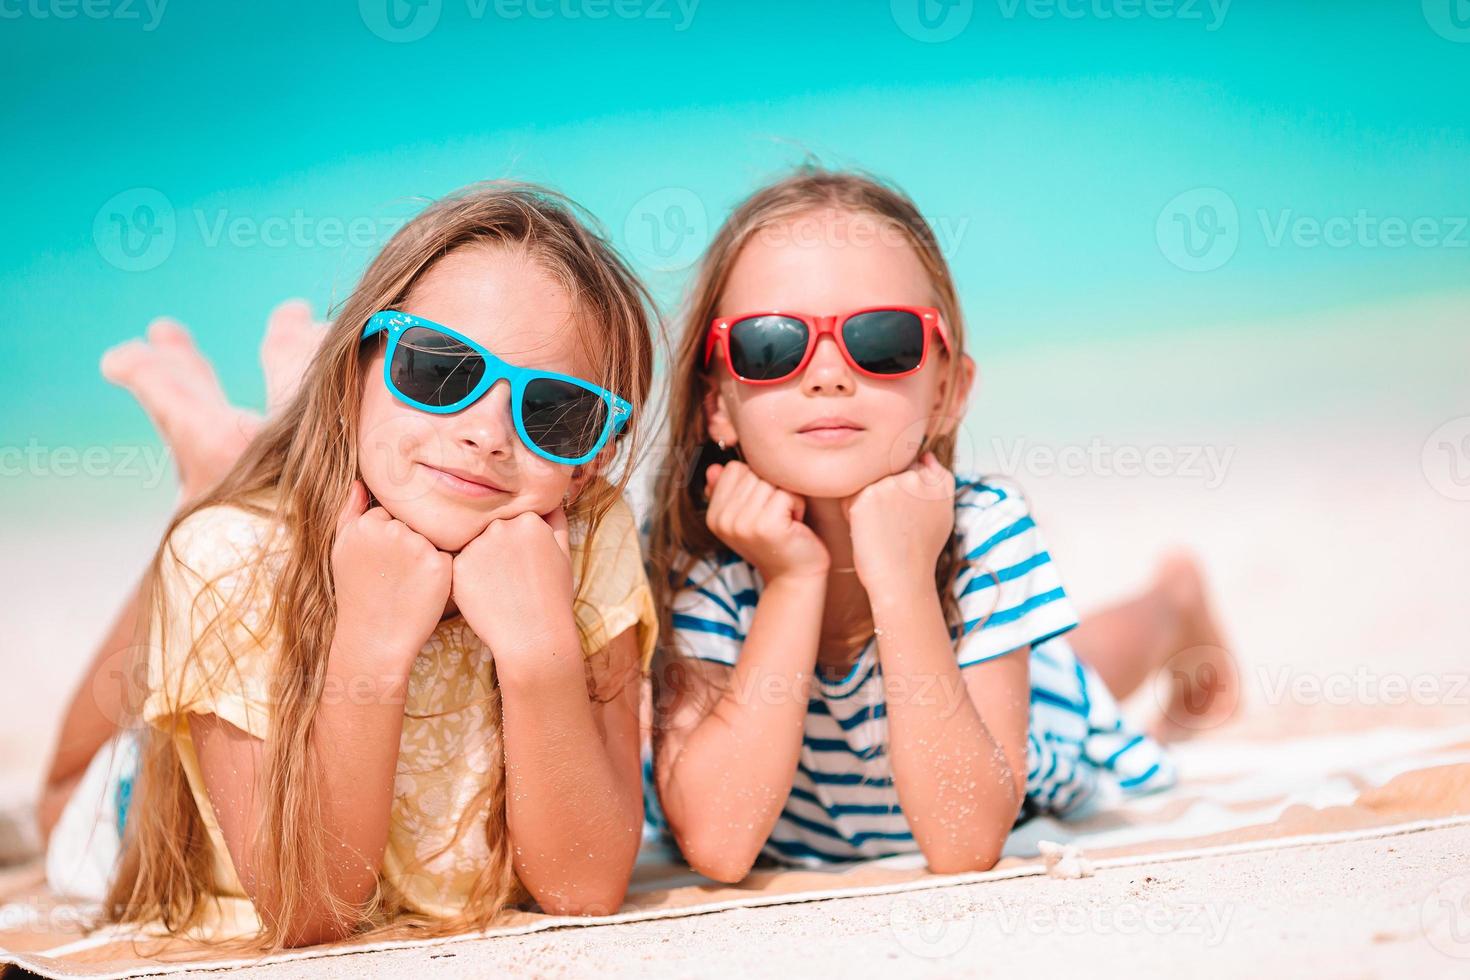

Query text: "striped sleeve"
[668, 550, 755, 667]
[951, 477, 1080, 668]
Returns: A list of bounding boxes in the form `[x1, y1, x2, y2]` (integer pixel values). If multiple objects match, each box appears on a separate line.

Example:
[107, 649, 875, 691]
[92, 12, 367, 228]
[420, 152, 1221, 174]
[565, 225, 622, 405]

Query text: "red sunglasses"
[703, 305, 951, 384]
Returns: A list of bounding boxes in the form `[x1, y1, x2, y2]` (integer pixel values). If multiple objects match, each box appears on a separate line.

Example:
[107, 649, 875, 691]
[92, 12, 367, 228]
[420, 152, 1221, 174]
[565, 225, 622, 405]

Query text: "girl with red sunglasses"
[645, 168, 1238, 879]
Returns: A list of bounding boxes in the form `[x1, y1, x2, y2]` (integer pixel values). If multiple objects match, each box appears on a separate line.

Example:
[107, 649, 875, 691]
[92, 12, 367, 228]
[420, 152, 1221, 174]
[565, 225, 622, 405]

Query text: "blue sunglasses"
[360, 310, 632, 466]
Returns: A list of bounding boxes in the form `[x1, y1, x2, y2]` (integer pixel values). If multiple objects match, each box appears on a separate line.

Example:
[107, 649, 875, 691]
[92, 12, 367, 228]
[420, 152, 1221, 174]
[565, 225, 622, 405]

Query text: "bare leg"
[260, 298, 326, 414]
[100, 317, 263, 502]
[1068, 550, 1240, 741]
[37, 302, 325, 847]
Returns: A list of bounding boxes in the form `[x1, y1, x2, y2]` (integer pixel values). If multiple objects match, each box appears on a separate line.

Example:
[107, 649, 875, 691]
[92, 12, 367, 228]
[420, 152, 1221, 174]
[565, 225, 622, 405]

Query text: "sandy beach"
[155, 822, 1470, 979]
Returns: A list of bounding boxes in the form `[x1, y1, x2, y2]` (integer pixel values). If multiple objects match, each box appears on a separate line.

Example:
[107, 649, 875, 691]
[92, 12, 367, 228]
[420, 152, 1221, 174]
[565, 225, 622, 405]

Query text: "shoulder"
[569, 491, 659, 669]
[661, 543, 755, 667]
[161, 499, 288, 591]
[670, 543, 756, 603]
[146, 499, 288, 737]
[571, 492, 644, 585]
[949, 473, 1078, 664]
[950, 473, 1039, 558]
[952, 472, 1021, 509]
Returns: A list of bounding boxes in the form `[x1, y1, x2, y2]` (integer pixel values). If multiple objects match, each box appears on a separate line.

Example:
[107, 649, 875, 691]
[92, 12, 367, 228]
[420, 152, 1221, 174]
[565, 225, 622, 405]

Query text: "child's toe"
[99, 339, 148, 385]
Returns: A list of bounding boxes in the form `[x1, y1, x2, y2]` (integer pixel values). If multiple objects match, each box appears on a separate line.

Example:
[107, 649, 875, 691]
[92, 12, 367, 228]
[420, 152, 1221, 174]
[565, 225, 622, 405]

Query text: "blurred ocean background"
[4, 0, 1468, 494]
[1, 0, 1467, 789]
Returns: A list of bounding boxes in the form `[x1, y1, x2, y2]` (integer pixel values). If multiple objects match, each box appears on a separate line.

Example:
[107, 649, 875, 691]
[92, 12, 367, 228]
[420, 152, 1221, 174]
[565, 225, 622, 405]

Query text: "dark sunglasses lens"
[522, 377, 610, 460]
[389, 326, 486, 407]
[842, 310, 926, 375]
[727, 315, 810, 380]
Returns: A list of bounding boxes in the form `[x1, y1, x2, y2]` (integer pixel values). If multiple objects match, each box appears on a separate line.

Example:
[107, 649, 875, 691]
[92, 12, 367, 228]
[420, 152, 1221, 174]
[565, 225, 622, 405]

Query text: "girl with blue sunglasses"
[41, 183, 660, 952]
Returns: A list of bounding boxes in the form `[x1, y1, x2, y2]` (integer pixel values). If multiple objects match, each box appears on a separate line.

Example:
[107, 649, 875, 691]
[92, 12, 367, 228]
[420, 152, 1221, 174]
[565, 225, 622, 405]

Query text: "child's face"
[357, 245, 585, 552]
[704, 208, 973, 501]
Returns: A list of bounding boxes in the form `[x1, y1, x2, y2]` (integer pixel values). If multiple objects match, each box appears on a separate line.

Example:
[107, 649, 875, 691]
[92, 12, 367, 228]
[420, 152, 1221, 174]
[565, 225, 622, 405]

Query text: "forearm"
[661, 574, 825, 880]
[312, 648, 409, 891]
[498, 632, 642, 916]
[188, 633, 409, 947]
[872, 585, 1021, 873]
[272, 640, 409, 943]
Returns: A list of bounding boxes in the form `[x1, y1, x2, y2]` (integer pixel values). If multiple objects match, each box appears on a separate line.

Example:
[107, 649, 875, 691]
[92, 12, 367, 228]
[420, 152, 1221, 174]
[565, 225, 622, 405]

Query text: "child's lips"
[796, 418, 865, 444]
[420, 462, 511, 498]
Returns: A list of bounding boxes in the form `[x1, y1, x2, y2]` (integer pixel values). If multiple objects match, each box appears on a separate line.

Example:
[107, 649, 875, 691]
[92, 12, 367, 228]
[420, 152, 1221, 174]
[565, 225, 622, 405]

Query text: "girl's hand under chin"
[450, 506, 578, 673]
[705, 460, 829, 582]
[331, 480, 455, 671]
[843, 452, 956, 594]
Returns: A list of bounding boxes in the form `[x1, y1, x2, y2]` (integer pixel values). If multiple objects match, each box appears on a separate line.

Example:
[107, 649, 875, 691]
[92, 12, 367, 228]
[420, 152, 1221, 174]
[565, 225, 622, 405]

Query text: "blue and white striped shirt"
[655, 474, 1176, 866]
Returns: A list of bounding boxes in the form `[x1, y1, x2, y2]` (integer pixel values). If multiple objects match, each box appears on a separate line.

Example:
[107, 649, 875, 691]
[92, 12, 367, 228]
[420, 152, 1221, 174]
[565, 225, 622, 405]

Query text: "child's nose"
[448, 381, 518, 458]
[800, 335, 855, 395]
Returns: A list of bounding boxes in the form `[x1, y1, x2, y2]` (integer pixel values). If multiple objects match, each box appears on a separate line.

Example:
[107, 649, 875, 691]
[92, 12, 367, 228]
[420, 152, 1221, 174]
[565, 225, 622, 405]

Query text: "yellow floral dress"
[141, 493, 656, 939]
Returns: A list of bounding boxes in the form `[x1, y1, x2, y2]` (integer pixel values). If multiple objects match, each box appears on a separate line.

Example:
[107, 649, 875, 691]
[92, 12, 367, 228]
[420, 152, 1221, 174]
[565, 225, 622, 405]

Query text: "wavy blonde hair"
[103, 182, 657, 953]
[647, 166, 975, 699]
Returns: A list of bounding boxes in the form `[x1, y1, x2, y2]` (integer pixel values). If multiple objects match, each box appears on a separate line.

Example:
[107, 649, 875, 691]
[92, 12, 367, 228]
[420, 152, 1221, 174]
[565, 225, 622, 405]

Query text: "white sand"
[160, 823, 1470, 979]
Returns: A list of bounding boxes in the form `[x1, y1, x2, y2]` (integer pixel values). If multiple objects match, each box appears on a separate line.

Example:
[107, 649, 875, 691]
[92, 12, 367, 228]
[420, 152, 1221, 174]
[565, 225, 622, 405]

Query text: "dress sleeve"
[572, 495, 659, 671]
[666, 550, 752, 668]
[142, 505, 286, 740]
[951, 478, 1081, 668]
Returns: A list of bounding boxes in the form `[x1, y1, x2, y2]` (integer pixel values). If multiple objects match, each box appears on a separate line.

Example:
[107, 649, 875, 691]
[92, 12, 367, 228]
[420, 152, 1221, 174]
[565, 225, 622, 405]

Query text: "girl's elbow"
[532, 880, 631, 918]
[278, 917, 354, 949]
[924, 846, 1003, 876]
[520, 827, 642, 916]
[920, 828, 1008, 875]
[688, 854, 754, 885]
[262, 897, 366, 948]
[247, 879, 376, 948]
[679, 833, 760, 884]
[923, 787, 1024, 875]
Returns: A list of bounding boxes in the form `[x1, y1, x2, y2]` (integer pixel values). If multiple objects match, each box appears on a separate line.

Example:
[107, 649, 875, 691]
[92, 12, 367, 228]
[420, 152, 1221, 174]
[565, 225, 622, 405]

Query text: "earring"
[716, 437, 727, 452]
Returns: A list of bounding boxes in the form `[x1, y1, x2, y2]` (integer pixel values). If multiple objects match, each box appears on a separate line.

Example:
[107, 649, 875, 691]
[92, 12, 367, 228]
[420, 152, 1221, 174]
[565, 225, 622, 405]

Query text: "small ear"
[565, 446, 611, 501]
[930, 353, 977, 437]
[702, 383, 739, 450]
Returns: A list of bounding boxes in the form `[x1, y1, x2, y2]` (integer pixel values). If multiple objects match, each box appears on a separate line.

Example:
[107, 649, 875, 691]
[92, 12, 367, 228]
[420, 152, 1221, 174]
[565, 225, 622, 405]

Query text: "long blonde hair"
[104, 182, 657, 952]
[647, 167, 974, 694]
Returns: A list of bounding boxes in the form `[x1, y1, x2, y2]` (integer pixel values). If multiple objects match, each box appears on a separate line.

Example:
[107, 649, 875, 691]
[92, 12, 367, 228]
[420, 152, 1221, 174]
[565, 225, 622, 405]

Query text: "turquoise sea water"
[2, 0, 1467, 498]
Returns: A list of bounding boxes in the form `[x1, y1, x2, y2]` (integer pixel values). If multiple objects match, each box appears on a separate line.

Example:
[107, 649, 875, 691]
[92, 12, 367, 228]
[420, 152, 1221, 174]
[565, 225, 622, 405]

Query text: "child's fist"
[451, 508, 577, 664]
[331, 480, 453, 669]
[843, 453, 955, 591]
[705, 461, 828, 581]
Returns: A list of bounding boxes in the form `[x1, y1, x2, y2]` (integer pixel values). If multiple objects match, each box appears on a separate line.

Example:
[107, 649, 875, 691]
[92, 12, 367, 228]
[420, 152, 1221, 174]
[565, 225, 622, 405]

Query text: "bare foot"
[1149, 550, 1242, 741]
[260, 299, 327, 414]
[101, 317, 262, 503]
